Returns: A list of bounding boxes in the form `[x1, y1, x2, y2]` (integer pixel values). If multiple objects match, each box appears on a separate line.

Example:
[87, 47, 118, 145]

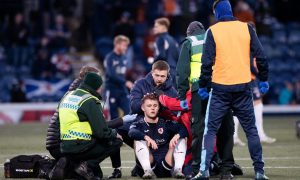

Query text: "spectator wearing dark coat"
[130, 60, 178, 115]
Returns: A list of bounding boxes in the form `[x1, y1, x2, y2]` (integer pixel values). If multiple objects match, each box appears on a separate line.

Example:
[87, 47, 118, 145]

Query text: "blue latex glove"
[122, 114, 138, 123]
[198, 88, 209, 100]
[259, 81, 269, 94]
[180, 100, 189, 110]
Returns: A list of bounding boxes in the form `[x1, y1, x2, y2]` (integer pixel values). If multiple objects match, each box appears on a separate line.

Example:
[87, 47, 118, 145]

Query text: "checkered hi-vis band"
[62, 130, 92, 140]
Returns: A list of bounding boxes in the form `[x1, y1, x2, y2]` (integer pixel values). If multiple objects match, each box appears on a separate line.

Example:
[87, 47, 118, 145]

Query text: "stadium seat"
[291, 44, 300, 58]
[259, 35, 272, 45]
[272, 44, 289, 58]
[272, 30, 287, 44]
[288, 30, 300, 44]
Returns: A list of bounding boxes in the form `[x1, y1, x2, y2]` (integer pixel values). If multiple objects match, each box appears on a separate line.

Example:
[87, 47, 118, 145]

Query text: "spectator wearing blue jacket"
[153, 17, 179, 88]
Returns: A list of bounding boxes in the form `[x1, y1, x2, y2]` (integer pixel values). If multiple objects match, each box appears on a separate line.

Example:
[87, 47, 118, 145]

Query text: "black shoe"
[108, 168, 122, 179]
[131, 165, 138, 177]
[74, 161, 98, 180]
[209, 160, 220, 176]
[49, 157, 67, 180]
[220, 173, 234, 180]
[231, 163, 243, 176]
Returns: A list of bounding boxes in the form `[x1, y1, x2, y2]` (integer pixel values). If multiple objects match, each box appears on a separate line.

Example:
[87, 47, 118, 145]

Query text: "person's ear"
[141, 104, 145, 112]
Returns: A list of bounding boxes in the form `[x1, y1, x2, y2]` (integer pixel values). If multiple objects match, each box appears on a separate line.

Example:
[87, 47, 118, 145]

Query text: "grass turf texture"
[0, 116, 299, 180]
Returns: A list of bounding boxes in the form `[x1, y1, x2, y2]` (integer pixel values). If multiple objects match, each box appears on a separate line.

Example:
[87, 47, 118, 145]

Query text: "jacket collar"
[79, 84, 102, 100]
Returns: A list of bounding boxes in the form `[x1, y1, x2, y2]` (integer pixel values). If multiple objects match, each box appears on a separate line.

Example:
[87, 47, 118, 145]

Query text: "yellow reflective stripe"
[77, 88, 90, 94]
[189, 53, 202, 83]
[191, 53, 202, 62]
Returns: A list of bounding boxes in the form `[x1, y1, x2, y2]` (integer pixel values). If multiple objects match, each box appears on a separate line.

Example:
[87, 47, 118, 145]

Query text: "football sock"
[173, 138, 187, 170]
[254, 103, 266, 139]
[135, 140, 151, 171]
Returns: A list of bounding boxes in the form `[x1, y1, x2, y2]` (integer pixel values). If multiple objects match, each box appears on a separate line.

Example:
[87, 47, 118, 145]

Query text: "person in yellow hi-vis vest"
[50, 72, 123, 180]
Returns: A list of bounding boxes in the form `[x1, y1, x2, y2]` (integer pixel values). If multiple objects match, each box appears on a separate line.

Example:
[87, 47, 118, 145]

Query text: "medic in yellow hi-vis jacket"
[56, 72, 122, 180]
[192, 0, 269, 180]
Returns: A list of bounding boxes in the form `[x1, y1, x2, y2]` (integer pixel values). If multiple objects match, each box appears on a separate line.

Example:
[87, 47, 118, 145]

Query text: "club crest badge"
[158, 128, 164, 134]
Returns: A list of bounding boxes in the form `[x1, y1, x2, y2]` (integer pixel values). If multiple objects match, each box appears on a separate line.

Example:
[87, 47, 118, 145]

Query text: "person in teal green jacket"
[51, 72, 123, 180]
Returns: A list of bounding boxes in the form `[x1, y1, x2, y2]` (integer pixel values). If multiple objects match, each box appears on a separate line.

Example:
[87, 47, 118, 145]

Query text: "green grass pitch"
[0, 116, 299, 179]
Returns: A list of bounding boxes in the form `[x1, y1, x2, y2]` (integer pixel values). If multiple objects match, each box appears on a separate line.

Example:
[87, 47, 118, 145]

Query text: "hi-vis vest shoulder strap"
[59, 89, 98, 140]
[187, 35, 204, 83]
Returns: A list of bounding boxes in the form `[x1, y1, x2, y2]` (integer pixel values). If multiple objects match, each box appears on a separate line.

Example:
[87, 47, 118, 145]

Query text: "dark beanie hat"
[186, 21, 204, 36]
[83, 72, 103, 90]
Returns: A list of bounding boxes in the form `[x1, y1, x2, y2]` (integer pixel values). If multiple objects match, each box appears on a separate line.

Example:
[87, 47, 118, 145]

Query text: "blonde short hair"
[155, 17, 170, 30]
[114, 35, 130, 45]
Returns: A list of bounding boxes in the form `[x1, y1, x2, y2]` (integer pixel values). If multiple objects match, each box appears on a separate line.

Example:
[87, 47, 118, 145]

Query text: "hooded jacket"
[130, 72, 177, 115]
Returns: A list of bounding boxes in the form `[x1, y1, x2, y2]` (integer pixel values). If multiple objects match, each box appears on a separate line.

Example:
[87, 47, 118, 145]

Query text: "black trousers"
[110, 125, 134, 168]
[48, 147, 63, 160]
[191, 90, 234, 174]
[67, 139, 123, 177]
[191, 91, 206, 172]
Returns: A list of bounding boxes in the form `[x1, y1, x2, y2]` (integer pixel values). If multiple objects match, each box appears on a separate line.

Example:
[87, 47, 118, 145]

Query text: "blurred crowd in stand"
[0, 0, 299, 104]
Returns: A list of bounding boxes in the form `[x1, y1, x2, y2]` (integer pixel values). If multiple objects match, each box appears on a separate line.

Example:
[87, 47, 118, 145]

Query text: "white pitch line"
[241, 166, 300, 169]
[236, 157, 300, 160]
[1, 165, 299, 169]
[98, 157, 300, 164]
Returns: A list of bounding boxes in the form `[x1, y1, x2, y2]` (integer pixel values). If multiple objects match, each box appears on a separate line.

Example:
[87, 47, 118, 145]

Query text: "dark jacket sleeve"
[248, 24, 268, 81]
[154, 36, 167, 61]
[107, 117, 123, 129]
[177, 40, 191, 100]
[79, 99, 117, 140]
[250, 57, 259, 76]
[130, 80, 144, 114]
[199, 29, 215, 88]
[104, 57, 126, 84]
[167, 120, 188, 138]
[128, 122, 145, 140]
[46, 110, 60, 150]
